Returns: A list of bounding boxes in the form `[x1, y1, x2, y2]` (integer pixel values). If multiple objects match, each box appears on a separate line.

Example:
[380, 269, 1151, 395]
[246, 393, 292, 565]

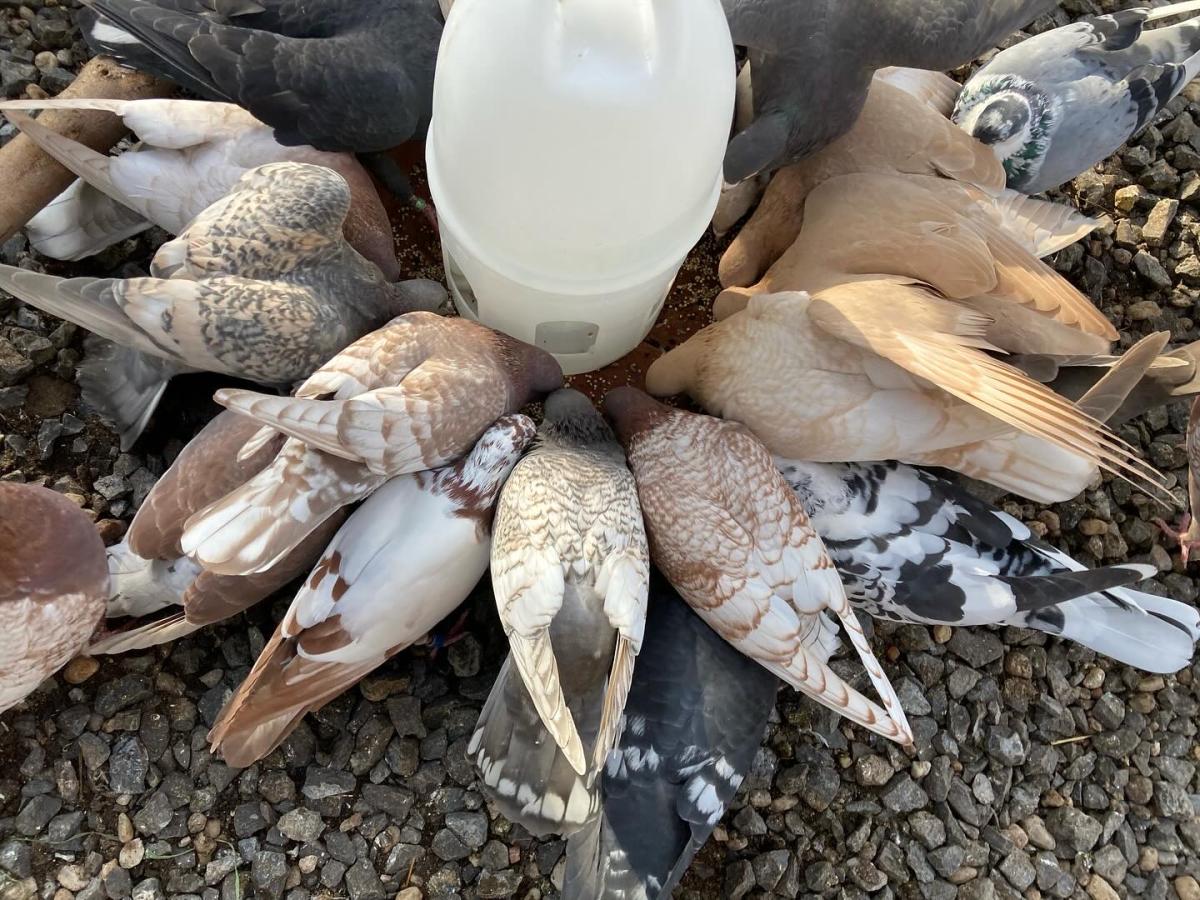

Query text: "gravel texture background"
[4, 0, 1200, 898]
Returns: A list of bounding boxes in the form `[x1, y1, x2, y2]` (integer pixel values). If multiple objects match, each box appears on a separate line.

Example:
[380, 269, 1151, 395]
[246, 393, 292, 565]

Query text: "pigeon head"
[954, 77, 1051, 189]
[389, 278, 448, 316]
[538, 388, 619, 452]
[441, 413, 538, 517]
[484, 330, 565, 402]
[602, 386, 671, 446]
[966, 93, 1033, 152]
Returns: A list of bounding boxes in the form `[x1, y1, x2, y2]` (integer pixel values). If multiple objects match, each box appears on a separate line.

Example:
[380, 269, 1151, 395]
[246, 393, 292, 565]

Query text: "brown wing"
[129, 411, 285, 560]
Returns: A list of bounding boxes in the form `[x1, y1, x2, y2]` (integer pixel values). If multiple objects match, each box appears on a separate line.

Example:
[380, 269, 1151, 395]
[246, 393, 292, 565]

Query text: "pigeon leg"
[357, 150, 439, 232]
[426, 607, 472, 660]
[1155, 512, 1200, 565]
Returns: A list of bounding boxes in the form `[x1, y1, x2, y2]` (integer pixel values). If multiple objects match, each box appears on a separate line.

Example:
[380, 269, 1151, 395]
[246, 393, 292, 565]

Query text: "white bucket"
[427, 0, 736, 375]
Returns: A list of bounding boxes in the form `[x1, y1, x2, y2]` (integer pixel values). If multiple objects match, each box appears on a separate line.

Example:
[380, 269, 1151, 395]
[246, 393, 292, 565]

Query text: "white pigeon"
[207, 414, 537, 767]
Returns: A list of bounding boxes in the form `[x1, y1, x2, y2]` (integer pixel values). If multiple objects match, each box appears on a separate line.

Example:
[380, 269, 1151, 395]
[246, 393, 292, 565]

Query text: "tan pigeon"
[1, 483, 108, 712]
[715, 172, 1111, 356]
[181, 313, 564, 578]
[0, 162, 446, 448]
[719, 77, 1007, 290]
[208, 415, 536, 767]
[645, 290, 1167, 504]
[0, 99, 401, 277]
[90, 411, 346, 655]
[601, 387, 912, 746]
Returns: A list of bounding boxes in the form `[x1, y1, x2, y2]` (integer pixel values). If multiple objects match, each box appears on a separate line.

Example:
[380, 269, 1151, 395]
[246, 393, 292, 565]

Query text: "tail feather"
[1011, 586, 1200, 674]
[986, 190, 1101, 258]
[88, 611, 203, 655]
[1, 110, 159, 223]
[79, 337, 181, 451]
[0, 265, 165, 358]
[26, 179, 151, 261]
[106, 537, 198, 619]
[469, 658, 598, 838]
[181, 442, 382, 576]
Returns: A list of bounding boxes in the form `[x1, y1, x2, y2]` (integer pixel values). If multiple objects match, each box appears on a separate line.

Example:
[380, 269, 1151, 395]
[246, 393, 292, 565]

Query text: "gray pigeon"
[954, 1, 1200, 194]
[0, 162, 445, 448]
[722, 0, 1059, 182]
[78, 0, 444, 153]
[470, 389, 649, 837]
[562, 574, 778, 900]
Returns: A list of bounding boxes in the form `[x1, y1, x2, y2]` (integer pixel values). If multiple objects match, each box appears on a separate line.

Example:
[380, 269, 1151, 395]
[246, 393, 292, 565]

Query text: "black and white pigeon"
[776, 458, 1200, 674]
[470, 389, 649, 837]
[78, 0, 443, 153]
[954, 1, 1200, 194]
[720, 0, 1059, 182]
[562, 575, 778, 900]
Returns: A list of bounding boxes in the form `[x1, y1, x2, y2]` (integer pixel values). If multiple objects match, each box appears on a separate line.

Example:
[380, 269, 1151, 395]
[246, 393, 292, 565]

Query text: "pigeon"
[89, 410, 346, 656]
[645, 290, 1167, 504]
[0, 99, 400, 277]
[720, 0, 1059, 181]
[0, 162, 446, 449]
[470, 389, 649, 836]
[719, 75, 1006, 290]
[0, 482, 109, 712]
[78, 0, 444, 154]
[954, 2, 1200, 194]
[1156, 397, 1200, 564]
[777, 457, 1200, 674]
[207, 414, 536, 767]
[562, 574, 779, 900]
[181, 312, 564, 578]
[716, 172, 1112, 356]
[602, 386, 913, 747]
[711, 64, 973, 238]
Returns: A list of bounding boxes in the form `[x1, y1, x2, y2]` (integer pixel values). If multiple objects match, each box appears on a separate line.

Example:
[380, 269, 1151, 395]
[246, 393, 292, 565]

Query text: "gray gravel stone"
[343, 857, 385, 900]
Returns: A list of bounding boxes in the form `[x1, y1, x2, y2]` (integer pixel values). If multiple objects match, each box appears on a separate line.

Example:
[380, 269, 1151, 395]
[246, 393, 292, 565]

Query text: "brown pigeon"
[602, 387, 912, 747]
[181, 312, 563, 577]
[1, 483, 108, 712]
[91, 411, 346, 655]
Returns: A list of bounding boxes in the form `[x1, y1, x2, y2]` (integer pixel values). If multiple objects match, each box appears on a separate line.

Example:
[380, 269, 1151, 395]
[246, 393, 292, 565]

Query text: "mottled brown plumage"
[0, 483, 108, 711]
[182, 313, 563, 577]
[602, 387, 912, 746]
[0, 162, 445, 448]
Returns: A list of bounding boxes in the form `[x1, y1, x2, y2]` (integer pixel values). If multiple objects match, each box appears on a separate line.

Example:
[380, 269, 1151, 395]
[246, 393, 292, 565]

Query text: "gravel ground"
[4, 1, 1200, 898]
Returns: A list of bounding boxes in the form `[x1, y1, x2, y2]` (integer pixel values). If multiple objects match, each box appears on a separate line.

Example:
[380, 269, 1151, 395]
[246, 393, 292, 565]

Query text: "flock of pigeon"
[3, 0, 1200, 895]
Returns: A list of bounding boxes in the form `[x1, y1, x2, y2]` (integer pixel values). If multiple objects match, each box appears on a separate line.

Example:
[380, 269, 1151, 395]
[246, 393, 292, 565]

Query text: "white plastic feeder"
[427, 0, 736, 375]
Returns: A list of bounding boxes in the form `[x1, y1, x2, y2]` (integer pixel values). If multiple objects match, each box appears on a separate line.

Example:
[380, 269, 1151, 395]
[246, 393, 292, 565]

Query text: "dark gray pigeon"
[721, 0, 1059, 182]
[562, 574, 778, 900]
[776, 458, 1200, 674]
[79, 0, 443, 153]
[954, 1, 1200, 194]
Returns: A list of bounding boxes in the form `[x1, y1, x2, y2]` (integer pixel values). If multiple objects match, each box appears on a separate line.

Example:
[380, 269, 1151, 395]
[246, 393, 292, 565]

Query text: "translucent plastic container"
[427, 0, 735, 374]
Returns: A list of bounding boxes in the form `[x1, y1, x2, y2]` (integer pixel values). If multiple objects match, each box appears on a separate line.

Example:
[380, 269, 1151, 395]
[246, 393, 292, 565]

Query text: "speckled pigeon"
[954, 1, 1200, 194]
[0, 99, 400, 277]
[0, 162, 445, 449]
[721, 0, 1060, 181]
